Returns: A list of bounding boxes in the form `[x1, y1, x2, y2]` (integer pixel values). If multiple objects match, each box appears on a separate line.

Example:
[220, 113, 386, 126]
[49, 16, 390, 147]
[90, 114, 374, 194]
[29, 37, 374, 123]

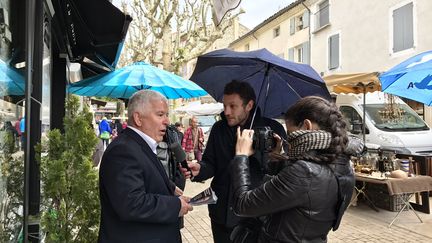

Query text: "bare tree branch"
[118, 0, 243, 73]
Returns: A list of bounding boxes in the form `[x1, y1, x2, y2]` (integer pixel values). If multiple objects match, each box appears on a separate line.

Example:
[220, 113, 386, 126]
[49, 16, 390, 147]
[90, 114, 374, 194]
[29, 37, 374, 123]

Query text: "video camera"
[252, 126, 276, 153]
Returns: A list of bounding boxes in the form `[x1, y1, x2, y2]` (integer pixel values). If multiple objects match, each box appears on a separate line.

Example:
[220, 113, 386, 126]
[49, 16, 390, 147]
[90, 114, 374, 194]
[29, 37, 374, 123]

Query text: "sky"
[237, 0, 295, 29]
[112, 0, 296, 30]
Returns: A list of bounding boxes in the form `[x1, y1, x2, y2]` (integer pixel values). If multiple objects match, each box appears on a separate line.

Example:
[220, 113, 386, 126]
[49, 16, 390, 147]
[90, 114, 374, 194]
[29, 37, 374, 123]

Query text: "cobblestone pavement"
[181, 180, 432, 243]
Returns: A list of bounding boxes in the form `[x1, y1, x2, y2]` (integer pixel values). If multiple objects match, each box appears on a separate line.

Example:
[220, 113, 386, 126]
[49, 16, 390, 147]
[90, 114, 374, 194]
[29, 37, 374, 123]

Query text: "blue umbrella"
[0, 60, 25, 96]
[380, 50, 432, 105]
[190, 48, 331, 118]
[68, 62, 207, 99]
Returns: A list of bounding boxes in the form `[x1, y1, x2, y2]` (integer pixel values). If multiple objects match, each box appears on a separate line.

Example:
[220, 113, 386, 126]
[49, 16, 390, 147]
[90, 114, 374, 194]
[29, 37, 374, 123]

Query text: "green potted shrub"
[38, 95, 100, 242]
[0, 131, 23, 242]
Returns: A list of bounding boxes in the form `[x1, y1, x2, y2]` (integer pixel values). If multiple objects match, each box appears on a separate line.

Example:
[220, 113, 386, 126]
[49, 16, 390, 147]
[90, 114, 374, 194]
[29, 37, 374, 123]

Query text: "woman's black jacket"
[230, 154, 355, 243]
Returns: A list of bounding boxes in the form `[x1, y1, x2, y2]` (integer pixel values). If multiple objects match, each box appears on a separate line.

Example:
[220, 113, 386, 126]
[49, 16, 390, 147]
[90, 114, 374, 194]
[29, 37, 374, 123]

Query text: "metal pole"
[301, 1, 311, 65]
[250, 64, 271, 129]
[362, 84, 366, 142]
[24, 0, 36, 242]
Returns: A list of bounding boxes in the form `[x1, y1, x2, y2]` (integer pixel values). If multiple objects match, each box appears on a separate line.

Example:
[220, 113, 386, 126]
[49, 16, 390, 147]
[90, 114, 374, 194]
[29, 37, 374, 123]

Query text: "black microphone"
[169, 142, 192, 174]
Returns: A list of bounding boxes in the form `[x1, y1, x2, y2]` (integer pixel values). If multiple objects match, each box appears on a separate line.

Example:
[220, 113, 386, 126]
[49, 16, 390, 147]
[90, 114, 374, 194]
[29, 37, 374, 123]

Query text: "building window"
[328, 33, 339, 70]
[273, 26, 280, 38]
[297, 48, 303, 63]
[302, 11, 310, 29]
[298, 15, 304, 31]
[316, 0, 329, 29]
[301, 42, 310, 64]
[392, 2, 414, 52]
[288, 48, 294, 61]
[245, 43, 250, 51]
[290, 18, 295, 35]
[291, 11, 310, 35]
[288, 42, 309, 64]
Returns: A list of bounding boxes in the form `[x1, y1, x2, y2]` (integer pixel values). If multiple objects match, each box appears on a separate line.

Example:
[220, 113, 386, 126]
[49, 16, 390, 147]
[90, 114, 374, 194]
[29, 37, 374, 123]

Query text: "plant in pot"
[38, 95, 100, 242]
[0, 129, 23, 242]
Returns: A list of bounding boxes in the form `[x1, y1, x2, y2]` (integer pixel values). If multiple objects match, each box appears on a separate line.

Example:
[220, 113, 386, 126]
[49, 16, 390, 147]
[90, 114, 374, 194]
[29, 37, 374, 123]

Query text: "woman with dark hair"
[230, 96, 357, 243]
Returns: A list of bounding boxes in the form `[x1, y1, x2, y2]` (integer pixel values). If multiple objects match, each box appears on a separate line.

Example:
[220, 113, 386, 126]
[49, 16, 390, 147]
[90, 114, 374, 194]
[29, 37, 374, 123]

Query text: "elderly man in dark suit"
[98, 90, 193, 243]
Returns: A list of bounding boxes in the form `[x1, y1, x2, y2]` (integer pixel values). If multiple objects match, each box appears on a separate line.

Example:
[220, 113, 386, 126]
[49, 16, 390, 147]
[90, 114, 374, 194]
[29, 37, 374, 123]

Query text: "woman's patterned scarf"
[287, 130, 332, 159]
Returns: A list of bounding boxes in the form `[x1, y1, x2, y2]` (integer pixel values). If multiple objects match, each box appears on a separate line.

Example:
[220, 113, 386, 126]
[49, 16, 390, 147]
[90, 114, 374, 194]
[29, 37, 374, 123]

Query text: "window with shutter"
[288, 48, 294, 61]
[328, 34, 339, 70]
[290, 18, 295, 35]
[297, 48, 303, 63]
[392, 2, 414, 52]
[317, 0, 329, 28]
[302, 42, 310, 64]
[273, 26, 280, 38]
[297, 16, 303, 31]
[303, 11, 310, 28]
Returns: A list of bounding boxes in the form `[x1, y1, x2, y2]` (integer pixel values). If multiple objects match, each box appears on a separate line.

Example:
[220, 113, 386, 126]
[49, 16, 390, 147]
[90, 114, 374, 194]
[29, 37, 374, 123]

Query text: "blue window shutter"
[303, 11, 309, 28]
[403, 3, 414, 49]
[319, 0, 329, 27]
[302, 42, 310, 64]
[329, 34, 339, 69]
[393, 2, 413, 52]
[290, 18, 295, 35]
[288, 48, 294, 61]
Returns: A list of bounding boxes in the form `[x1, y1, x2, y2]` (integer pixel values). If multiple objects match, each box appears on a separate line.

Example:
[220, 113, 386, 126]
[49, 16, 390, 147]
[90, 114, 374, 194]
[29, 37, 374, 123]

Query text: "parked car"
[336, 91, 432, 155]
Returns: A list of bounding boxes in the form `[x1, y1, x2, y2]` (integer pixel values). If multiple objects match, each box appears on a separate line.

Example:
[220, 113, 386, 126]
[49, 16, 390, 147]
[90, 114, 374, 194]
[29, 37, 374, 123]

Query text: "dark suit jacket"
[98, 128, 181, 243]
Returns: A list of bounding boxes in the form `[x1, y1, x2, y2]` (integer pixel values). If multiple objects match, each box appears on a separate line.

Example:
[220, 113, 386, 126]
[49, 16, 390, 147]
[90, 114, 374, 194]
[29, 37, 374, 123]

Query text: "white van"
[335, 91, 432, 155]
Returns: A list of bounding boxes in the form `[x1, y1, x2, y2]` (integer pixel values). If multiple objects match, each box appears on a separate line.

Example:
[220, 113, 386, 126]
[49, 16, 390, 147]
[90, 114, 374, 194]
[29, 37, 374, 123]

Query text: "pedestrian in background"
[182, 116, 204, 162]
[114, 119, 123, 133]
[14, 117, 22, 149]
[111, 119, 123, 140]
[122, 120, 128, 130]
[98, 117, 111, 149]
[19, 116, 25, 151]
[174, 121, 184, 143]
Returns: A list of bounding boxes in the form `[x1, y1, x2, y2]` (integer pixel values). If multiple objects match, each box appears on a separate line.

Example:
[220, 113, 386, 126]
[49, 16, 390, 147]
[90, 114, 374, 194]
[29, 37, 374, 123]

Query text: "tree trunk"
[162, 26, 172, 71]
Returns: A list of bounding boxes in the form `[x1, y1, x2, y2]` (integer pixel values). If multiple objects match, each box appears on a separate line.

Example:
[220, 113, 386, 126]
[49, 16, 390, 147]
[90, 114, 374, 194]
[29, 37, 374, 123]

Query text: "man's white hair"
[189, 116, 197, 125]
[127, 90, 167, 125]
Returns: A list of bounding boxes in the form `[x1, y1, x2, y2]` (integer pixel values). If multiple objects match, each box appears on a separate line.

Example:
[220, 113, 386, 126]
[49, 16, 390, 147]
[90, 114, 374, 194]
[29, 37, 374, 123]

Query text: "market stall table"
[354, 173, 432, 227]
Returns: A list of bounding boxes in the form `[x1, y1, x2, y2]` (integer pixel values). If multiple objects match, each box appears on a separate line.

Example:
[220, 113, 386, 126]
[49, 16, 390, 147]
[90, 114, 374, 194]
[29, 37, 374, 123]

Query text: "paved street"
[181, 180, 432, 243]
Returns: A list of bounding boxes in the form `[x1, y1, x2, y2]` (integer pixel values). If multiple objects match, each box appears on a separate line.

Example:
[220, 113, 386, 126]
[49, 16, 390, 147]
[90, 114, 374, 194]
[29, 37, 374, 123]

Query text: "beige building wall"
[310, 0, 432, 125]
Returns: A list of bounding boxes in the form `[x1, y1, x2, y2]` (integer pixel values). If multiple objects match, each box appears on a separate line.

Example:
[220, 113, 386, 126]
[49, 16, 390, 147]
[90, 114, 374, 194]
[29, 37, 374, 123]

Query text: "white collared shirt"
[128, 126, 158, 155]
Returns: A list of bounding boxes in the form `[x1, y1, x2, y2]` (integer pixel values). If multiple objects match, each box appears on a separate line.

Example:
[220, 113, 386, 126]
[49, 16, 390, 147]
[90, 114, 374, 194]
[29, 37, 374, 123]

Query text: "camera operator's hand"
[235, 127, 254, 156]
[180, 162, 200, 179]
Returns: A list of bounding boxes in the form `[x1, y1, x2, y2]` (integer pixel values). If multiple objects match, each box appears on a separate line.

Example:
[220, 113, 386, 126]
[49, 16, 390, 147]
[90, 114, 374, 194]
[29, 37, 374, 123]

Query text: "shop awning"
[324, 72, 381, 142]
[174, 101, 224, 116]
[52, 0, 132, 77]
[324, 72, 381, 94]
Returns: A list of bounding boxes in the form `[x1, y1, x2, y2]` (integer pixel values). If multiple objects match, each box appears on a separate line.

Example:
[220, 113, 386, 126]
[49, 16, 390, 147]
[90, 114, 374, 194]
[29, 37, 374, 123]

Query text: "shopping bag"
[100, 131, 110, 140]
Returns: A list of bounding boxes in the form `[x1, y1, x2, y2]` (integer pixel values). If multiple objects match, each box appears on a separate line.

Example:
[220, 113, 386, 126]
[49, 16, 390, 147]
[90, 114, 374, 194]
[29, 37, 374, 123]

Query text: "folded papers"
[189, 187, 218, 206]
